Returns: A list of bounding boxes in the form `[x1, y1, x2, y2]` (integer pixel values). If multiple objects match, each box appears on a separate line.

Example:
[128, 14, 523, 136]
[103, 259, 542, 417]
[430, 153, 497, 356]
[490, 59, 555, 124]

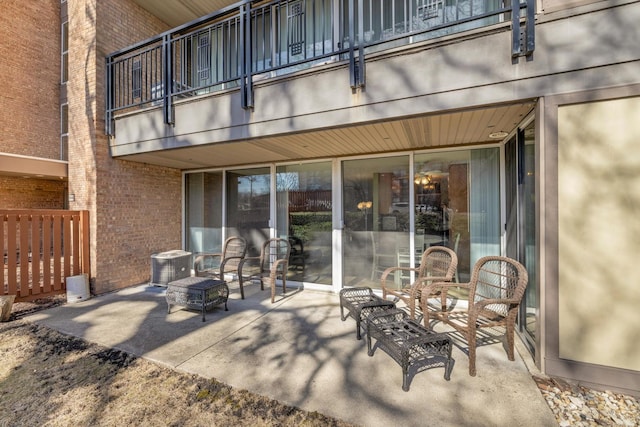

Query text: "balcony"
[106, 0, 533, 132]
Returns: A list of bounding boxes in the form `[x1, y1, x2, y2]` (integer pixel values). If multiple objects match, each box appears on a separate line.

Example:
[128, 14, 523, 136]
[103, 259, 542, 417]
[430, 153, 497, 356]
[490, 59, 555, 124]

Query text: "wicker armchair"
[421, 256, 528, 376]
[238, 238, 291, 302]
[193, 236, 247, 282]
[381, 246, 457, 319]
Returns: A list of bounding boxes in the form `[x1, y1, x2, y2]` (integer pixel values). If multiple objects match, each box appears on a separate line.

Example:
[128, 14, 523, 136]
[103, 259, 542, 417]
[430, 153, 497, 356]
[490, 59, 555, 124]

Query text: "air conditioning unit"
[150, 250, 192, 286]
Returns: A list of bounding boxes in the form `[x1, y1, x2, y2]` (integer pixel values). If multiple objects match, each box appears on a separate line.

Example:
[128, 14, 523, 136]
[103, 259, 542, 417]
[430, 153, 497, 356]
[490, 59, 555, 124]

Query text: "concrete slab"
[27, 283, 557, 427]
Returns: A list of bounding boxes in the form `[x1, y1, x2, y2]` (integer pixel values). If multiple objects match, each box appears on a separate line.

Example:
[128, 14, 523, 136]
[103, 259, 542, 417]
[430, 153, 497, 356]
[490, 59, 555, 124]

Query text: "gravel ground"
[533, 376, 639, 426]
[6, 295, 640, 426]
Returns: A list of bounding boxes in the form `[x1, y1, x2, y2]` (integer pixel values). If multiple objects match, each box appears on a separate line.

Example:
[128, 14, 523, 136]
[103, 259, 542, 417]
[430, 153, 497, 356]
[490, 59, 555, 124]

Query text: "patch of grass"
[0, 320, 357, 427]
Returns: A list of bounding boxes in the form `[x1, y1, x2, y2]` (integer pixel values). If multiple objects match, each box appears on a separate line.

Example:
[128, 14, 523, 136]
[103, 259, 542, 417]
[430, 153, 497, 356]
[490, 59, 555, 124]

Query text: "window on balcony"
[132, 59, 142, 99]
[348, 0, 505, 45]
[197, 33, 211, 82]
[288, 1, 305, 55]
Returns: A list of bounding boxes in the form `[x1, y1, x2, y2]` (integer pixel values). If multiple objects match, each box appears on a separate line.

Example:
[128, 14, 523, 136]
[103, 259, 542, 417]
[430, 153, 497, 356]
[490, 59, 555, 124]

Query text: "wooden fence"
[2, 210, 90, 302]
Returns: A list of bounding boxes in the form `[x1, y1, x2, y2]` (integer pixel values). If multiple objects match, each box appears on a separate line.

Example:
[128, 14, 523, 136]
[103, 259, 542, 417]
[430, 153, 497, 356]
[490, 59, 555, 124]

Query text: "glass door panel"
[185, 172, 223, 254]
[505, 121, 537, 354]
[415, 149, 500, 284]
[522, 122, 537, 343]
[342, 156, 410, 288]
[276, 162, 333, 285]
[226, 167, 271, 257]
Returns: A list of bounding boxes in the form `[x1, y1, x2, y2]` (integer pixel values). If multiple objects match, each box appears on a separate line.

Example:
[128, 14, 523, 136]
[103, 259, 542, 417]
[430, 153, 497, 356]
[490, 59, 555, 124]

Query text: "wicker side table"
[339, 287, 396, 340]
[367, 308, 453, 391]
[166, 277, 228, 322]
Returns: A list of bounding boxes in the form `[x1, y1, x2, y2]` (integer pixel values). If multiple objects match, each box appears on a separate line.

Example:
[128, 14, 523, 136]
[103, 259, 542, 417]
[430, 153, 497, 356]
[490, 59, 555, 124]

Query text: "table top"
[168, 276, 226, 290]
[368, 309, 450, 342]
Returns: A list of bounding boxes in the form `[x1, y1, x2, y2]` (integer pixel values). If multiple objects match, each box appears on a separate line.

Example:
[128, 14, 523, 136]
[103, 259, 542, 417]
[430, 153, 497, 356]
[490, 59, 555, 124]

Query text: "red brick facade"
[0, 0, 61, 159]
[0, 177, 66, 209]
[2, 0, 183, 294]
[66, 0, 181, 293]
[0, 2, 66, 209]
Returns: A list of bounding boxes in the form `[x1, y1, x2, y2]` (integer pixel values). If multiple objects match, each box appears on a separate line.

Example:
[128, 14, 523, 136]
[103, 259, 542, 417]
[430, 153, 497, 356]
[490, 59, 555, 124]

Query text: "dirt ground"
[0, 298, 356, 427]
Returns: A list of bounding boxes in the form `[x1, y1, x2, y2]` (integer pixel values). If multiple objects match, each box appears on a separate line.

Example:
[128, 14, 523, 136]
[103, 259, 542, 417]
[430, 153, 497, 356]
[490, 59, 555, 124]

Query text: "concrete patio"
[27, 282, 557, 427]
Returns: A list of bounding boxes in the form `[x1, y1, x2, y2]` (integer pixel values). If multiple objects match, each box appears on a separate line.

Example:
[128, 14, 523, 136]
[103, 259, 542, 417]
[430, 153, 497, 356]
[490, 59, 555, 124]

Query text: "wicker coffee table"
[166, 276, 228, 321]
[367, 308, 453, 391]
[339, 287, 396, 340]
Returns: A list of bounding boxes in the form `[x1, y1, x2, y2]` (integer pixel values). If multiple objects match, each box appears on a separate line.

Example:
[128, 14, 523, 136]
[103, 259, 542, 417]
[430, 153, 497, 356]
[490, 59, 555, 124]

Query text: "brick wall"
[0, 0, 61, 159]
[67, 0, 181, 294]
[0, 177, 66, 209]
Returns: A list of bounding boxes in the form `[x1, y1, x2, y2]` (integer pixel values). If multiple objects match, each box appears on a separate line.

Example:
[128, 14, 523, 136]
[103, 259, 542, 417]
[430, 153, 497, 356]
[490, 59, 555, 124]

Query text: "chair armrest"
[236, 256, 260, 272]
[420, 281, 471, 310]
[219, 254, 247, 275]
[413, 275, 453, 288]
[402, 276, 454, 299]
[381, 266, 419, 288]
[193, 252, 222, 271]
[420, 281, 470, 326]
[270, 259, 289, 277]
[468, 297, 522, 323]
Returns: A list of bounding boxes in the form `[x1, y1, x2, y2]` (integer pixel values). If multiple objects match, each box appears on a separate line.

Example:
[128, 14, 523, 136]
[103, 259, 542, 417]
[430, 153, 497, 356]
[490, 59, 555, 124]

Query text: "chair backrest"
[260, 238, 291, 272]
[222, 236, 247, 269]
[468, 256, 528, 316]
[417, 246, 458, 281]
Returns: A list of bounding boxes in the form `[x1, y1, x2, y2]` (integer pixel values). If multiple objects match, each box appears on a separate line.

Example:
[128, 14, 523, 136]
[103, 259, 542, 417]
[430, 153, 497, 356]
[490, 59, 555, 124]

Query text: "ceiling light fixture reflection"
[488, 131, 509, 139]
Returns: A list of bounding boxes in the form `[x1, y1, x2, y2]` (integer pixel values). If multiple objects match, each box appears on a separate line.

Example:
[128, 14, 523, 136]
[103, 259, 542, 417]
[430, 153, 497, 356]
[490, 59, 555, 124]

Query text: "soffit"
[132, 0, 234, 27]
[118, 102, 535, 170]
[0, 153, 68, 180]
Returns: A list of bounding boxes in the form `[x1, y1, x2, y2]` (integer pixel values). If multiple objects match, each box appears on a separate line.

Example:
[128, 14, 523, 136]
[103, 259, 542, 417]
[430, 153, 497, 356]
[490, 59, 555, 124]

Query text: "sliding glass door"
[226, 167, 271, 257]
[276, 162, 333, 285]
[505, 120, 537, 353]
[185, 172, 223, 254]
[414, 149, 501, 283]
[342, 156, 410, 288]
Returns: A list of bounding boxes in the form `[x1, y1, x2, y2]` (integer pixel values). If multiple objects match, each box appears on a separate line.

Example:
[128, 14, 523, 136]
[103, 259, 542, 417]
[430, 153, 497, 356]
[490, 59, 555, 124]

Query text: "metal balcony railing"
[105, 0, 534, 135]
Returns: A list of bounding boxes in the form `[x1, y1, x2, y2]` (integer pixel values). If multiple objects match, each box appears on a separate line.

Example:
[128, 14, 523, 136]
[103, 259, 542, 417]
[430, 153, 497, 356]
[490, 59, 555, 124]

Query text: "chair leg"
[408, 298, 416, 319]
[468, 328, 477, 377]
[239, 277, 245, 299]
[506, 321, 515, 361]
[270, 278, 276, 303]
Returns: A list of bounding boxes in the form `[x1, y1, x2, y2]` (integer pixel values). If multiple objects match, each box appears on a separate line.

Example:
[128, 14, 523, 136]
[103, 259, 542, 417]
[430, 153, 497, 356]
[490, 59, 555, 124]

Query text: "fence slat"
[31, 214, 41, 295]
[7, 215, 18, 295]
[72, 214, 80, 276]
[1, 214, 5, 294]
[19, 215, 30, 297]
[63, 214, 72, 279]
[53, 216, 62, 291]
[81, 210, 90, 276]
[42, 215, 52, 294]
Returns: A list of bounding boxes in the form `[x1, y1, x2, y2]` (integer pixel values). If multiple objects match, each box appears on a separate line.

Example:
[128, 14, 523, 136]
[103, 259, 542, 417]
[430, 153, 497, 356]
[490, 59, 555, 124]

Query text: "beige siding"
[558, 96, 640, 371]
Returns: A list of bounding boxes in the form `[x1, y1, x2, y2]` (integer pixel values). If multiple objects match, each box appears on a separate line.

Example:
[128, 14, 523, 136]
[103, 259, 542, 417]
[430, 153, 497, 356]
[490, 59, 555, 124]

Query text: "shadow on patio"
[26, 281, 556, 427]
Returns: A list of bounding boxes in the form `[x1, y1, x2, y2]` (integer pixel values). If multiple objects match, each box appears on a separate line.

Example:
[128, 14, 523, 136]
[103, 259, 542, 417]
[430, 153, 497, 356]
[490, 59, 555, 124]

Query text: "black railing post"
[241, 4, 254, 109]
[512, 0, 535, 58]
[357, 0, 365, 87]
[162, 34, 174, 125]
[525, 0, 535, 55]
[348, 0, 357, 88]
[511, 0, 521, 57]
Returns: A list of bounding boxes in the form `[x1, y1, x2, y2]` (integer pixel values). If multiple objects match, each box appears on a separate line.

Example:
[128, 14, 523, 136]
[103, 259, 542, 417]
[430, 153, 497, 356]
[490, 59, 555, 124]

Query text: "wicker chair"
[381, 246, 457, 319]
[193, 236, 247, 282]
[421, 256, 528, 376]
[238, 238, 291, 302]
[288, 236, 305, 271]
